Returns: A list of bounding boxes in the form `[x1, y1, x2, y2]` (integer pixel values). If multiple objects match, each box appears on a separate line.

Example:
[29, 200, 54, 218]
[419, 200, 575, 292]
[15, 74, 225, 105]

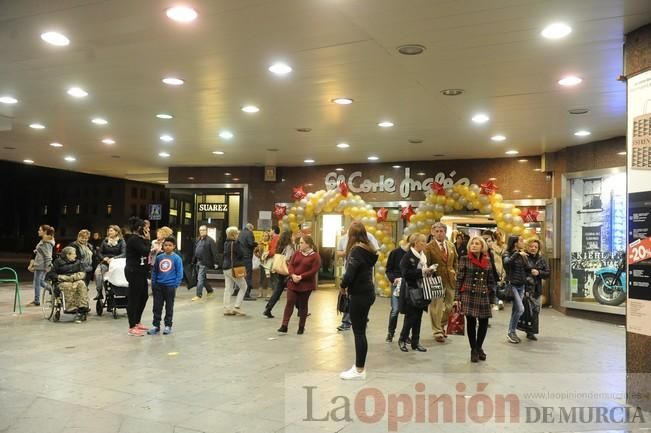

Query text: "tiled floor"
[0, 281, 648, 433]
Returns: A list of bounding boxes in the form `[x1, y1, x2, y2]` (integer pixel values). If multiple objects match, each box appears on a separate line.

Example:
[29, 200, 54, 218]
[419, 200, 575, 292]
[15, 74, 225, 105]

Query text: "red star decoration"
[376, 207, 389, 223]
[480, 180, 499, 195]
[292, 185, 307, 201]
[339, 181, 349, 197]
[401, 205, 416, 222]
[273, 204, 287, 220]
[431, 182, 446, 196]
[522, 208, 539, 223]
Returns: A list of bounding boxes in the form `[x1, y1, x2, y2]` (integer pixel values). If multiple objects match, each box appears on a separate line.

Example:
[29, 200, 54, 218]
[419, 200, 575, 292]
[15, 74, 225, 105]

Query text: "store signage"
[324, 167, 470, 199]
[198, 203, 229, 212]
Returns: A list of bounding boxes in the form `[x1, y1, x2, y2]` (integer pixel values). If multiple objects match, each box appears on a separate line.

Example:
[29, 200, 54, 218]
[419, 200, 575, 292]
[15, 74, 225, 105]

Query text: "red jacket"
[268, 234, 279, 258]
[287, 250, 321, 292]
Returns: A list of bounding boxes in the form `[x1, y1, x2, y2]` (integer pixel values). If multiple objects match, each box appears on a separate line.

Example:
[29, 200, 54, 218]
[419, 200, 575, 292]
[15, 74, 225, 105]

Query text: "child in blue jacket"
[148, 237, 183, 335]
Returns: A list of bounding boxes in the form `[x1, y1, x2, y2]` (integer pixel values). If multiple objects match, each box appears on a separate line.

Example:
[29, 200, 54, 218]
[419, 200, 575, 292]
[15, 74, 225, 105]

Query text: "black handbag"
[496, 282, 513, 301]
[407, 284, 431, 309]
[337, 293, 350, 314]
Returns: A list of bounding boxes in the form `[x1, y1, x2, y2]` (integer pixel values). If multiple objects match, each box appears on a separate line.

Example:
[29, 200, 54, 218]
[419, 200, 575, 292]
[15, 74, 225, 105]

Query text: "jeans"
[350, 291, 375, 368]
[33, 270, 46, 303]
[244, 258, 253, 297]
[223, 269, 246, 311]
[387, 294, 400, 336]
[195, 264, 212, 297]
[508, 284, 525, 333]
[152, 284, 176, 327]
[340, 312, 352, 327]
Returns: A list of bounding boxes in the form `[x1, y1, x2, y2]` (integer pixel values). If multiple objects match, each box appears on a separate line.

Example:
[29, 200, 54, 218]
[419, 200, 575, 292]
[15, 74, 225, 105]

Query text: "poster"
[626, 70, 651, 336]
[567, 172, 627, 308]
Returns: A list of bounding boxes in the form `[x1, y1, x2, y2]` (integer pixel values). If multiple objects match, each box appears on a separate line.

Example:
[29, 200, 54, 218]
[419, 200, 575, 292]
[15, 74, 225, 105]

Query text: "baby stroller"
[96, 258, 129, 319]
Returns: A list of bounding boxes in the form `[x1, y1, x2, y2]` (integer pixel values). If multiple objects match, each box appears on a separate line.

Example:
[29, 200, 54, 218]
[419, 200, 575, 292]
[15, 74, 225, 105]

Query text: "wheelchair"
[41, 279, 88, 322]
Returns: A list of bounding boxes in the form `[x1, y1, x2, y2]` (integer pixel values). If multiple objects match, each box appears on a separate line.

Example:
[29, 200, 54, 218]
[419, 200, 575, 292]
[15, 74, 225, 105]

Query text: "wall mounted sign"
[324, 168, 470, 199]
[198, 203, 229, 212]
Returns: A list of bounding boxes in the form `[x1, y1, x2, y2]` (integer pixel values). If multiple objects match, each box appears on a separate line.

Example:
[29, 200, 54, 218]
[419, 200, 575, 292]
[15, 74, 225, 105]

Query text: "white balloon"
[300, 199, 309, 207]
[458, 197, 468, 206]
[282, 215, 289, 221]
[470, 184, 481, 193]
[513, 216, 523, 225]
[503, 213, 513, 223]
[479, 195, 490, 204]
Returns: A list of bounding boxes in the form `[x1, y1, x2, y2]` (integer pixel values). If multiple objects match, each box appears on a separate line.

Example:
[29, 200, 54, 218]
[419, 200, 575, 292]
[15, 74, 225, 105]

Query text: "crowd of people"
[27, 217, 550, 378]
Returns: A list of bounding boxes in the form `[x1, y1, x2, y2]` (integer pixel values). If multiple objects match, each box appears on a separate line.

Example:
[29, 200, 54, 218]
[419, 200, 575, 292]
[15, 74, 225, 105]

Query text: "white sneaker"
[339, 365, 366, 381]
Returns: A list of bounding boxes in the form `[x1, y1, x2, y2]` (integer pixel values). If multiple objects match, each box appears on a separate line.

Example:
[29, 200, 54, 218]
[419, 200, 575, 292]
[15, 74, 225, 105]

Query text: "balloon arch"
[274, 180, 537, 297]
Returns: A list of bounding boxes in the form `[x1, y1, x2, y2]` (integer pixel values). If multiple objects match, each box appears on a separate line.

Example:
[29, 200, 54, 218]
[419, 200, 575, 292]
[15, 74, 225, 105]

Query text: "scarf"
[410, 247, 428, 269]
[469, 252, 489, 269]
[107, 237, 119, 247]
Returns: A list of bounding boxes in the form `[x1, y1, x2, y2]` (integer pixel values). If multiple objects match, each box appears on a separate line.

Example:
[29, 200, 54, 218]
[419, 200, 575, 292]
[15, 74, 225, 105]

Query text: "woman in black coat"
[524, 239, 550, 341]
[339, 222, 378, 380]
[398, 233, 434, 353]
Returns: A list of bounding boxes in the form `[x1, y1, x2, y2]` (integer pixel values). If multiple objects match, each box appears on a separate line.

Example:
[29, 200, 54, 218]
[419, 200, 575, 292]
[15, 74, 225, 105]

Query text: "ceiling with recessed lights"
[0, 0, 650, 183]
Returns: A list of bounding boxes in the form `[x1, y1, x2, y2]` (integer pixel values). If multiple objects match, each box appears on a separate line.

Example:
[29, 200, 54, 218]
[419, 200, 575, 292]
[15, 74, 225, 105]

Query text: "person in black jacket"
[191, 225, 219, 301]
[94, 225, 126, 300]
[524, 239, 550, 341]
[398, 233, 435, 353]
[51, 246, 89, 323]
[503, 235, 529, 344]
[384, 241, 409, 342]
[238, 223, 258, 300]
[125, 217, 151, 336]
[222, 226, 248, 316]
[339, 222, 378, 380]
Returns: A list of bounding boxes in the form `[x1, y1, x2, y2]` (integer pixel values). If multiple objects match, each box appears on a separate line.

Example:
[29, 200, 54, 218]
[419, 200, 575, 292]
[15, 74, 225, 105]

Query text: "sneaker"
[498, 301, 505, 310]
[128, 327, 145, 337]
[515, 334, 522, 343]
[337, 324, 351, 332]
[147, 327, 160, 335]
[263, 309, 274, 319]
[339, 365, 366, 381]
[163, 326, 172, 335]
[507, 332, 519, 344]
[135, 323, 148, 331]
[27, 300, 39, 307]
[233, 308, 246, 316]
[74, 314, 83, 323]
[191, 296, 202, 302]
[223, 310, 236, 316]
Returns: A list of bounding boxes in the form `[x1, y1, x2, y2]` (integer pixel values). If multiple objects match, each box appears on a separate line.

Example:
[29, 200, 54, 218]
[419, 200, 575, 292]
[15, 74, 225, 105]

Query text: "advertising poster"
[568, 172, 627, 308]
[626, 70, 651, 336]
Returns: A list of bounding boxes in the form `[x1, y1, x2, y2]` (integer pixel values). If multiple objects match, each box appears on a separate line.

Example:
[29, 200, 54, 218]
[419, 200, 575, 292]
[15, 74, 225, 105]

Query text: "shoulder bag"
[271, 250, 289, 276]
[417, 274, 444, 300]
[337, 292, 350, 314]
[230, 241, 247, 279]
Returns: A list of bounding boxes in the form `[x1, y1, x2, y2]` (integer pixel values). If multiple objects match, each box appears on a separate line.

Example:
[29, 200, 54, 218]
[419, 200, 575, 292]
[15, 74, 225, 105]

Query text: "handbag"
[496, 282, 514, 301]
[417, 275, 445, 300]
[337, 293, 350, 314]
[271, 253, 289, 276]
[252, 255, 261, 270]
[447, 305, 465, 335]
[230, 241, 247, 279]
[407, 285, 431, 309]
[27, 259, 36, 273]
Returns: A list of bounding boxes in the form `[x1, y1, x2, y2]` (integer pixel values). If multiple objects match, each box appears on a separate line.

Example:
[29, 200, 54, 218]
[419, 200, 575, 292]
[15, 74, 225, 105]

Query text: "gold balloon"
[512, 207, 522, 216]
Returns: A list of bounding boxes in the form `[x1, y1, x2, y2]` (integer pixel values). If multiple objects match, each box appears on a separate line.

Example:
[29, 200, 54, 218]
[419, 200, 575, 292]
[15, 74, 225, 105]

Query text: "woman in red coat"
[278, 235, 321, 334]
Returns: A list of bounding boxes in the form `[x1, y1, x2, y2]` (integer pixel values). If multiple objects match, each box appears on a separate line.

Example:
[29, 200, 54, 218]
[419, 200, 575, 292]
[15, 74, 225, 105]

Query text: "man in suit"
[425, 222, 458, 343]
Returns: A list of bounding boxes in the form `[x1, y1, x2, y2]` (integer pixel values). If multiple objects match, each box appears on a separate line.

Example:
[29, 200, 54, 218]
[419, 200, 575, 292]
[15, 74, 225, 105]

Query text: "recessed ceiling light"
[156, 113, 174, 119]
[157, 180, 168, 184]
[367, 155, 379, 161]
[491, 134, 506, 142]
[160, 134, 174, 142]
[335, 168, 344, 171]
[568, 108, 590, 115]
[331, 98, 353, 105]
[505, 150, 519, 155]
[224, 172, 231, 176]
[441, 89, 464, 96]
[165, 6, 198, 23]
[232, 178, 240, 181]
[304, 159, 315, 164]
[397, 44, 426, 55]
[23, 159, 34, 164]
[378, 121, 394, 128]
[67, 87, 88, 98]
[518, 159, 528, 162]
[472, 113, 490, 124]
[40, 31, 70, 46]
[102, 138, 115, 145]
[558, 76, 582, 86]
[513, 190, 521, 193]
[162, 77, 184, 86]
[268, 62, 292, 75]
[392, 165, 401, 168]
[219, 130, 234, 139]
[541, 23, 572, 40]
[488, 177, 497, 181]
[0, 96, 18, 104]
[212, 151, 225, 155]
[574, 130, 591, 137]
[29, 123, 46, 129]
[416, 172, 426, 176]
[336, 143, 350, 149]
[91, 117, 108, 125]
[49, 142, 63, 148]
[64, 155, 76, 162]
[617, 151, 627, 156]
[241, 105, 260, 113]
[187, 176, 195, 180]
[533, 168, 542, 172]
[158, 152, 171, 158]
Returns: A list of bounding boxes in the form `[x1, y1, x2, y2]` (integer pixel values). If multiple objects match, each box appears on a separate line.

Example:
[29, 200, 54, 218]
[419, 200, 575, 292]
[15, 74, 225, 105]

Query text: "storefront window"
[562, 168, 627, 314]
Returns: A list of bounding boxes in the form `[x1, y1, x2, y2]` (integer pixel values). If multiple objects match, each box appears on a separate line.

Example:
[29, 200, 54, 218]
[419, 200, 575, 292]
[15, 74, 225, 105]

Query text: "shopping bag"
[447, 305, 465, 335]
[417, 275, 444, 300]
[517, 293, 539, 334]
[252, 255, 261, 270]
[271, 254, 289, 276]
